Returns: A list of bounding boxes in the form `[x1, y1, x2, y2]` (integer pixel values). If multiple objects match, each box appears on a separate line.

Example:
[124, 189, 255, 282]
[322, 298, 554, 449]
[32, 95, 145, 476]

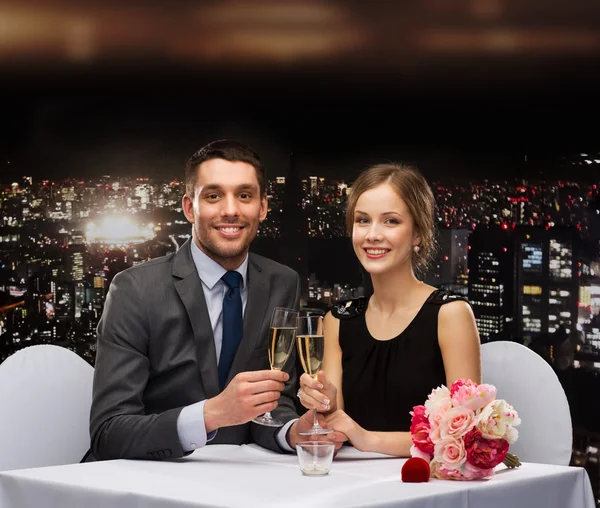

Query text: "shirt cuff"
[176, 400, 217, 452]
[275, 418, 298, 453]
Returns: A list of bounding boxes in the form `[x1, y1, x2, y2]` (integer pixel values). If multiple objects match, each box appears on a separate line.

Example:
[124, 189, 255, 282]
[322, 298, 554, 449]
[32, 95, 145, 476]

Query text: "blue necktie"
[218, 271, 243, 390]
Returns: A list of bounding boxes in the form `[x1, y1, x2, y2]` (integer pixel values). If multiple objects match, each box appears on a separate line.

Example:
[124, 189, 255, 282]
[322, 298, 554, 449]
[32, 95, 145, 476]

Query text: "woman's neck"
[369, 267, 424, 316]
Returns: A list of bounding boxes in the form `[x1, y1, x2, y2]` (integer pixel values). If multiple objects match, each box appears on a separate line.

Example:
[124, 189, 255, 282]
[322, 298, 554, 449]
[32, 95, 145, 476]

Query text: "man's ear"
[182, 194, 195, 224]
[259, 193, 268, 222]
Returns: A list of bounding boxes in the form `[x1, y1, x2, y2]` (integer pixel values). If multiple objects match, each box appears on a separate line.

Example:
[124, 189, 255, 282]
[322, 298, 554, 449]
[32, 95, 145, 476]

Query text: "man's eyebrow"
[201, 183, 259, 192]
[200, 184, 223, 192]
[237, 184, 259, 191]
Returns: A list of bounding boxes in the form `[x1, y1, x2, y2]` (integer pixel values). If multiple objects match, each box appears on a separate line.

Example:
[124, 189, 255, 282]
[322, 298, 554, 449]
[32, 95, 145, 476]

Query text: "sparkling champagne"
[296, 335, 325, 377]
[269, 327, 296, 370]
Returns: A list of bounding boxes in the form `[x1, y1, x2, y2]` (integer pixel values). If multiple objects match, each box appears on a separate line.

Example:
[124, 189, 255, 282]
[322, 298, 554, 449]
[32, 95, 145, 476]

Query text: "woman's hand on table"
[324, 410, 371, 452]
[287, 410, 346, 452]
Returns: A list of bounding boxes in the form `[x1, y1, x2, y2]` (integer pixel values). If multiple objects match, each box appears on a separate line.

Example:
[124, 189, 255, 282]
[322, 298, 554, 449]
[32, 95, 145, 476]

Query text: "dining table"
[0, 444, 595, 508]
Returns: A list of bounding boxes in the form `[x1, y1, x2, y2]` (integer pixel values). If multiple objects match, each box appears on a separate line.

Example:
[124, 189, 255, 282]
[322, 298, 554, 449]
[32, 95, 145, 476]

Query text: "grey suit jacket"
[90, 239, 301, 460]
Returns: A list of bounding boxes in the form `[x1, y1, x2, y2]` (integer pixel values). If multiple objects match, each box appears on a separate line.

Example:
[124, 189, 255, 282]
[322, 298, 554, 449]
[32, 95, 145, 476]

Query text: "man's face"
[182, 158, 267, 270]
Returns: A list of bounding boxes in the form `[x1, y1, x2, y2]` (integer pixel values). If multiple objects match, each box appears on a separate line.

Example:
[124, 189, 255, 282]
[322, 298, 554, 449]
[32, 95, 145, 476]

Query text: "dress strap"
[330, 297, 367, 320]
[425, 288, 471, 306]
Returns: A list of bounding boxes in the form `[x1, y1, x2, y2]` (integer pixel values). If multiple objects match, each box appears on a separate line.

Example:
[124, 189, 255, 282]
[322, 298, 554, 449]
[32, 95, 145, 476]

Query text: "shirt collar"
[189, 239, 248, 290]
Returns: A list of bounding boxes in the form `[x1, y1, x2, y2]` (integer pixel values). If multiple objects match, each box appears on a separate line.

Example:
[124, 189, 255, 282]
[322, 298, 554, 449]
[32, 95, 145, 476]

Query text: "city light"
[86, 217, 155, 245]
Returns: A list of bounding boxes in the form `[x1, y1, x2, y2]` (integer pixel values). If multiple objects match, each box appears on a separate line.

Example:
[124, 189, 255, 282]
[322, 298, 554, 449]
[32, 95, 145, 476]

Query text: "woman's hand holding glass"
[298, 371, 337, 415]
[296, 315, 332, 435]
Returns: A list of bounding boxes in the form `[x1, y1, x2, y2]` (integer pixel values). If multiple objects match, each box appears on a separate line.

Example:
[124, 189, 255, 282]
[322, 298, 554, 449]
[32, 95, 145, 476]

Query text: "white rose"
[424, 385, 452, 417]
[410, 444, 432, 463]
[476, 399, 521, 441]
[505, 426, 519, 445]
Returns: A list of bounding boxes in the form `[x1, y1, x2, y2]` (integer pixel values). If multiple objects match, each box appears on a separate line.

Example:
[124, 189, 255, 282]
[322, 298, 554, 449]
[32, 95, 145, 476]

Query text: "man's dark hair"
[185, 139, 265, 197]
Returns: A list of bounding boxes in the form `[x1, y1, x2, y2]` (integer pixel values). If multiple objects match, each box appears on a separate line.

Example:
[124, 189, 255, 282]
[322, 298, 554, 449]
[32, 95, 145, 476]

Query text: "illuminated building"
[429, 228, 470, 286]
[515, 227, 580, 345]
[468, 225, 514, 341]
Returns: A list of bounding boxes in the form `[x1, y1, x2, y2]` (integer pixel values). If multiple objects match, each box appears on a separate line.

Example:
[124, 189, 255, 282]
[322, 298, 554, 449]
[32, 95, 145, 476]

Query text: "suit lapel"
[227, 255, 269, 384]
[173, 240, 220, 399]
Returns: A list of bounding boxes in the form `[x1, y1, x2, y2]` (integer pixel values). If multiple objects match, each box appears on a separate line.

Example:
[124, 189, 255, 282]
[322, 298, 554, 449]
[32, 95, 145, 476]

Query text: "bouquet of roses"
[409, 378, 521, 480]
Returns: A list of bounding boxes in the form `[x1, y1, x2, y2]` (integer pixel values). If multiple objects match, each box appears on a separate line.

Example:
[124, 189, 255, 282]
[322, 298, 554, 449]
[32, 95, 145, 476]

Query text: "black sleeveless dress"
[332, 289, 469, 433]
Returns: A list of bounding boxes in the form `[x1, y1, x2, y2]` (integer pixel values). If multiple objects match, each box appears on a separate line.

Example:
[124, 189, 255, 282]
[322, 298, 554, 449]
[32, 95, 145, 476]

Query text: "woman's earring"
[413, 245, 420, 253]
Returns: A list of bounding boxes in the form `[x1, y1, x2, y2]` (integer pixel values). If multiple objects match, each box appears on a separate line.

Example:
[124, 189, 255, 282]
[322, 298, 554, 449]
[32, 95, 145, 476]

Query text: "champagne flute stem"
[311, 408, 325, 431]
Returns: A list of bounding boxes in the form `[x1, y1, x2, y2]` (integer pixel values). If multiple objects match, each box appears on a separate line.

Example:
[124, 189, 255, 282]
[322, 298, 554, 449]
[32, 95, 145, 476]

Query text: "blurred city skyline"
[2, 1, 599, 90]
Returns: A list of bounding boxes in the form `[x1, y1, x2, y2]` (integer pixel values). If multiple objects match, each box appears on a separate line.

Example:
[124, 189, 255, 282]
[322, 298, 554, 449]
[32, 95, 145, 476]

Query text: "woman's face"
[351, 183, 420, 276]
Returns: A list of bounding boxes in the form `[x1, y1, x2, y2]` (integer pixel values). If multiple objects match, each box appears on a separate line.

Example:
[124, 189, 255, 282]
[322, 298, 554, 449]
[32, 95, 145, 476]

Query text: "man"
[90, 139, 330, 460]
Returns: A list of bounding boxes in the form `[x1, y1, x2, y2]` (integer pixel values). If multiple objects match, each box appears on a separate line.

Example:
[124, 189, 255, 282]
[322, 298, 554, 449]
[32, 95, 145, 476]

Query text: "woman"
[298, 162, 481, 456]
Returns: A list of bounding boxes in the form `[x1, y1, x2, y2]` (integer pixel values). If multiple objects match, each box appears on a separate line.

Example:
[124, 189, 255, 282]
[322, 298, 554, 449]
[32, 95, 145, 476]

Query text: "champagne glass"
[252, 307, 298, 427]
[296, 315, 332, 435]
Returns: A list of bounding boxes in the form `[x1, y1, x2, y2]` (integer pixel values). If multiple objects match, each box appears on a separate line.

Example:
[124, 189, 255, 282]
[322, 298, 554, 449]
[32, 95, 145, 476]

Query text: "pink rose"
[452, 383, 497, 412]
[411, 423, 434, 455]
[428, 410, 444, 444]
[410, 405, 434, 455]
[439, 407, 476, 440]
[433, 437, 467, 469]
[410, 405, 428, 426]
[430, 460, 465, 480]
[462, 461, 494, 480]
[450, 378, 476, 397]
[464, 429, 509, 469]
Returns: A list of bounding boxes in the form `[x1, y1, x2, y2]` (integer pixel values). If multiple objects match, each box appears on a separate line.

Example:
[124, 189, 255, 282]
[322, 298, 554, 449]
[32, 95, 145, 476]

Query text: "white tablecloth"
[0, 445, 595, 508]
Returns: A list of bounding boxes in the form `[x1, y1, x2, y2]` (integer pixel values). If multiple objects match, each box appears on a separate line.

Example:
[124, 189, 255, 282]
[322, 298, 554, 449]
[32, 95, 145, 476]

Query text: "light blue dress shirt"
[176, 240, 295, 452]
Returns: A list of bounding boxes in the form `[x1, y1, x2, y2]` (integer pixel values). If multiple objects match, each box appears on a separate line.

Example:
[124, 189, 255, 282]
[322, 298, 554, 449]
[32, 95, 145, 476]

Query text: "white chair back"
[0, 345, 94, 471]
[481, 340, 572, 466]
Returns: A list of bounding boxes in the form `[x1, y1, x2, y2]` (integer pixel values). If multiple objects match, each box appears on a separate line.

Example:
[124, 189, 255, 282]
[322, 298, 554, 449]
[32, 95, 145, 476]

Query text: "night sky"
[2, 60, 599, 184]
[2, 1, 600, 183]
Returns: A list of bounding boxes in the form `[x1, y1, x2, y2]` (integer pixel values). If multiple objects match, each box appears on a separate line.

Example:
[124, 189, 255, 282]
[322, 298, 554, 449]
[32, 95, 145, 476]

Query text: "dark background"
[2, 0, 600, 184]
